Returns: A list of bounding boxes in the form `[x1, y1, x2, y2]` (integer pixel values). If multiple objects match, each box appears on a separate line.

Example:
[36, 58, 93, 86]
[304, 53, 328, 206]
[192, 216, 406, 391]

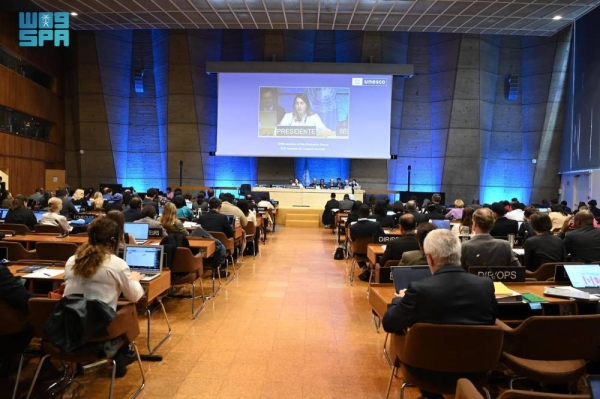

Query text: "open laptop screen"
[391, 266, 431, 293]
[564, 265, 600, 288]
[0, 208, 8, 221]
[34, 210, 45, 223]
[123, 245, 163, 273]
[74, 205, 81, 212]
[430, 219, 451, 230]
[124, 222, 150, 241]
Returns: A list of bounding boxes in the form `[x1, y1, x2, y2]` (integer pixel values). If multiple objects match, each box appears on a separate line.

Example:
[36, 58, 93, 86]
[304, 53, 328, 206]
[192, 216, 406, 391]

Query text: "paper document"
[183, 222, 198, 228]
[493, 282, 514, 296]
[23, 269, 64, 279]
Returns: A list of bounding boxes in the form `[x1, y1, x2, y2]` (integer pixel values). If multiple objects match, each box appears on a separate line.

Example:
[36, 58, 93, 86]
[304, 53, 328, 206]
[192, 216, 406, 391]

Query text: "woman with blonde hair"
[92, 191, 104, 211]
[70, 188, 86, 205]
[40, 197, 72, 233]
[159, 202, 189, 236]
[63, 216, 144, 377]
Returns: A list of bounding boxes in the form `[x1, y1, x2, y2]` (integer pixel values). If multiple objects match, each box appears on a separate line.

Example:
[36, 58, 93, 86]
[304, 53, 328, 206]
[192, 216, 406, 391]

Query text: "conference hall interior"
[2, 0, 600, 398]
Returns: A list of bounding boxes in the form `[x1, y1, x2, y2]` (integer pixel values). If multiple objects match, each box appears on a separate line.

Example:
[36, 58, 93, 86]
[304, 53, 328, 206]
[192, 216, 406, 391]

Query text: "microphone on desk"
[476, 254, 496, 279]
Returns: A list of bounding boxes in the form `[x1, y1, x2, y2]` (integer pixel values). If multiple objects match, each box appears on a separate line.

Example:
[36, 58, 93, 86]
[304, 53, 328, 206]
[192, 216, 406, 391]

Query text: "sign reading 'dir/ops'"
[19, 12, 70, 47]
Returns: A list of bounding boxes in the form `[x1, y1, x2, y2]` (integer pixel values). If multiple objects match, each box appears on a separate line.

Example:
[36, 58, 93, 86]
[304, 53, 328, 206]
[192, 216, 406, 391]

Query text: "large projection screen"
[216, 72, 393, 159]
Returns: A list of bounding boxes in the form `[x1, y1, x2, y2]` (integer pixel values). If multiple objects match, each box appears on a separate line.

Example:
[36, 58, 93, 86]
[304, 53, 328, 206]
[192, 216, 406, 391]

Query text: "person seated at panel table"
[63, 217, 144, 378]
[198, 197, 234, 239]
[378, 214, 420, 267]
[5, 194, 37, 231]
[523, 212, 565, 272]
[318, 179, 326, 189]
[41, 197, 73, 234]
[290, 178, 303, 188]
[277, 94, 335, 137]
[309, 178, 318, 187]
[158, 202, 189, 236]
[460, 207, 520, 268]
[382, 229, 497, 399]
[134, 205, 166, 236]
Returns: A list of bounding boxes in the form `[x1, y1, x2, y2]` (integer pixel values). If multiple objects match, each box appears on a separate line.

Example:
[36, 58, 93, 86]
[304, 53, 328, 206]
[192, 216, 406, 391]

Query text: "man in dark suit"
[350, 205, 385, 281]
[322, 193, 340, 226]
[382, 229, 497, 399]
[198, 197, 234, 238]
[260, 87, 285, 124]
[378, 214, 420, 266]
[559, 210, 600, 263]
[405, 200, 427, 225]
[430, 193, 445, 215]
[123, 197, 143, 222]
[142, 188, 160, 215]
[461, 207, 521, 267]
[489, 202, 518, 237]
[56, 189, 78, 219]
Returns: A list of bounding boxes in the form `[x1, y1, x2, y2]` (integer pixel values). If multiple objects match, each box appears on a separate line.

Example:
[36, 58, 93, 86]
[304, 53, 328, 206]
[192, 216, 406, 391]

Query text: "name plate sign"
[275, 126, 317, 137]
[373, 234, 400, 243]
[148, 228, 163, 237]
[468, 266, 525, 282]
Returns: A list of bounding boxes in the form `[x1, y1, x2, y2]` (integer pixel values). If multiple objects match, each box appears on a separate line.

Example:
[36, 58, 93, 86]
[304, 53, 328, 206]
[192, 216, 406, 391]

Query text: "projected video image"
[258, 87, 349, 138]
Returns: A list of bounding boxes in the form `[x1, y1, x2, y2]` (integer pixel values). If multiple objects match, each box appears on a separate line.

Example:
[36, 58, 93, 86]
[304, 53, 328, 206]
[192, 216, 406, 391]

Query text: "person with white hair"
[382, 229, 497, 398]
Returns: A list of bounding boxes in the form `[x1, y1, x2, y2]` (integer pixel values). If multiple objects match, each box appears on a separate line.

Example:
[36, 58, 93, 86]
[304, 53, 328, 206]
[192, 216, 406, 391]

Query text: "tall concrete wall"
[66, 29, 569, 203]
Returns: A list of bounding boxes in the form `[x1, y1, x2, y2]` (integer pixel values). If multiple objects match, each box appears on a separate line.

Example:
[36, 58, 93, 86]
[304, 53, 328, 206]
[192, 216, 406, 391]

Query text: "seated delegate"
[63, 217, 144, 377]
[277, 94, 335, 137]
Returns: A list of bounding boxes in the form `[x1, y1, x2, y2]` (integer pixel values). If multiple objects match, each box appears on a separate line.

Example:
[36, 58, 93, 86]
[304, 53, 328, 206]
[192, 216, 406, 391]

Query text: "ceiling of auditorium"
[30, 0, 600, 36]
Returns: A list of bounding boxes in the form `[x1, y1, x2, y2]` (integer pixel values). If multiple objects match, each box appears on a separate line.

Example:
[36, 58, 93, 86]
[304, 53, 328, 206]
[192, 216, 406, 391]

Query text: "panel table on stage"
[251, 187, 365, 208]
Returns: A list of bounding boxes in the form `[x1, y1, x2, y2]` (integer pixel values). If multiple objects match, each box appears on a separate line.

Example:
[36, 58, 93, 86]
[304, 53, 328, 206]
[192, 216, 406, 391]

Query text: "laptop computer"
[123, 244, 163, 281]
[0, 208, 8, 221]
[563, 264, 600, 295]
[391, 266, 431, 293]
[74, 205, 81, 213]
[124, 222, 150, 244]
[34, 210, 46, 223]
[430, 219, 451, 230]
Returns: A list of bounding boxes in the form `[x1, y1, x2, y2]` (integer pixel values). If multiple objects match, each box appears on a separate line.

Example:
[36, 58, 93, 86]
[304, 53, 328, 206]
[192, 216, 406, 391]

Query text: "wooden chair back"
[35, 242, 78, 262]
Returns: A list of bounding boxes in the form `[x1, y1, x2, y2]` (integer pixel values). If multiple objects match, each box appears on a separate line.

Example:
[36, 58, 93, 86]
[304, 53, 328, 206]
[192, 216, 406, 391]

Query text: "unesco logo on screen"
[352, 77, 387, 86]
[19, 12, 70, 47]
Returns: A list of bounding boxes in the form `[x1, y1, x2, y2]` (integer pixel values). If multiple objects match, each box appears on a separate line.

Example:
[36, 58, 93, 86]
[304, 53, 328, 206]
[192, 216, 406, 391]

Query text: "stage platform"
[276, 207, 323, 228]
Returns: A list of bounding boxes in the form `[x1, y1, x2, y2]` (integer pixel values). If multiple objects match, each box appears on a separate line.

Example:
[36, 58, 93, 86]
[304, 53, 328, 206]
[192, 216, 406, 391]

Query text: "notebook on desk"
[391, 266, 431, 293]
[124, 222, 150, 244]
[123, 244, 163, 281]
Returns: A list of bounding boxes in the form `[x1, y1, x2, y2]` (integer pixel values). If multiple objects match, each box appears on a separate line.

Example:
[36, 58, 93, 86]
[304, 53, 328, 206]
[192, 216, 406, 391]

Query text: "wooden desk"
[9, 264, 171, 304]
[383, 229, 402, 236]
[367, 244, 385, 265]
[369, 281, 579, 322]
[145, 237, 215, 258]
[4, 234, 88, 249]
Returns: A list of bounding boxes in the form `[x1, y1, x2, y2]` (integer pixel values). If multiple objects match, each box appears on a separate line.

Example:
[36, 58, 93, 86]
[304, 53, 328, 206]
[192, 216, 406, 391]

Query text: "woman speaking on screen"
[278, 94, 335, 137]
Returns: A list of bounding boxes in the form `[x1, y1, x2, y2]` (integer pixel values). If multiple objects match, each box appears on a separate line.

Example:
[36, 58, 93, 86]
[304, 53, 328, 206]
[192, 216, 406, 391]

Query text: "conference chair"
[1, 223, 33, 235]
[497, 315, 600, 391]
[167, 247, 206, 319]
[347, 236, 372, 286]
[209, 231, 237, 284]
[242, 221, 258, 258]
[0, 299, 31, 377]
[35, 242, 78, 262]
[455, 378, 591, 399]
[525, 262, 581, 282]
[385, 323, 503, 399]
[34, 224, 63, 234]
[13, 298, 145, 399]
[0, 241, 37, 261]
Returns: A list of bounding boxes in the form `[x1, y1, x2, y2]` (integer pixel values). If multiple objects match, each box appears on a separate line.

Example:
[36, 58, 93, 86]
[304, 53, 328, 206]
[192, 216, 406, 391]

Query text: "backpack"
[334, 246, 346, 260]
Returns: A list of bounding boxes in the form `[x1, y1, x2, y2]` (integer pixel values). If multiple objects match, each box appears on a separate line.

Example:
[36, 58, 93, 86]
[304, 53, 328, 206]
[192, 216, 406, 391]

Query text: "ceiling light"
[70, 12, 78, 16]
[553, 15, 562, 20]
